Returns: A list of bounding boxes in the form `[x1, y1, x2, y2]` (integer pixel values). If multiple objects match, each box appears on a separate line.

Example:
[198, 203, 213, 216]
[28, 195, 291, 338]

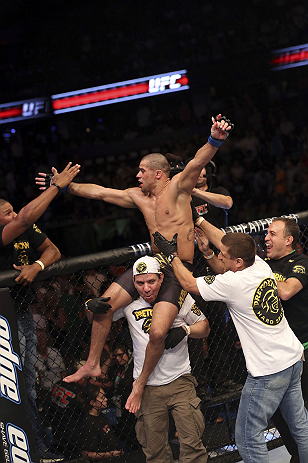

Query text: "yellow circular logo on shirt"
[252, 278, 283, 326]
[292, 265, 305, 274]
[203, 275, 216, 285]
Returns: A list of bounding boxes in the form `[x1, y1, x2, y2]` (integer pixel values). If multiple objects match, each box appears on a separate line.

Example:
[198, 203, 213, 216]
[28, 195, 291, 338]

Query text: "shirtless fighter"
[36, 114, 233, 413]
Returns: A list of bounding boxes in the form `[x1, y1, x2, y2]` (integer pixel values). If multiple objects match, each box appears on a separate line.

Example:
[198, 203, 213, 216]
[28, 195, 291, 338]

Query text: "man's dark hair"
[272, 217, 300, 249]
[0, 198, 9, 207]
[221, 233, 256, 267]
[113, 342, 132, 358]
[142, 153, 171, 176]
[85, 384, 104, 412]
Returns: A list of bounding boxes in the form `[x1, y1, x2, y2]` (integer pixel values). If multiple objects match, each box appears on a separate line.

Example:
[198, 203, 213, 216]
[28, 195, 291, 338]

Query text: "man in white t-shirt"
[113, 256, 209, 463]
[153, 221, 308, 463]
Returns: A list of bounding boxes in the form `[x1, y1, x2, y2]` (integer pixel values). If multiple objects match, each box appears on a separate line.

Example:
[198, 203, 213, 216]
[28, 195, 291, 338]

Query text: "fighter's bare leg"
[64, 282, 132, 383]
[125, 301, 178, 413]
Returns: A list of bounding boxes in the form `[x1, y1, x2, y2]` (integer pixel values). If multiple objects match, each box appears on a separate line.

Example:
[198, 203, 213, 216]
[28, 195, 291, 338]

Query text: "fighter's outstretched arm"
[35, 173, 138, 208]
[67, 182, 138, 208]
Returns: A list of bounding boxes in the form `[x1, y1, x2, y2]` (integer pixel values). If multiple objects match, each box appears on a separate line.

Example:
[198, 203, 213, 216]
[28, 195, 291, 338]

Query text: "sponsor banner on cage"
[0, 288, 39, 463]
[221, 213, 299, 236]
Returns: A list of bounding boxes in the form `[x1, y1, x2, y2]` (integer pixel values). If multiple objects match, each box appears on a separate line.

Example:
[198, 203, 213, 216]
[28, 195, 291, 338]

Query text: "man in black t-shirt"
[265, 217, 308, 463]
[0, 162, 80, 460]
[81, 386, 124, 460]
[191, 161, 233, 229]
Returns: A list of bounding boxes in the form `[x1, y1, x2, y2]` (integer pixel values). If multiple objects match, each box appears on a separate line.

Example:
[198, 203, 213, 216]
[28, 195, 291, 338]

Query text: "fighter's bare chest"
[139, 197, 173, 223]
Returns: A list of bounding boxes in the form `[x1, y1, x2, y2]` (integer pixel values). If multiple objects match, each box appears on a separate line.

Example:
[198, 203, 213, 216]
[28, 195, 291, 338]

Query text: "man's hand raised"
[36, 173, 53, 190]
[35, 162, 80, 191]
[194, 227, 211, 256]
[210, 114, 234, 141]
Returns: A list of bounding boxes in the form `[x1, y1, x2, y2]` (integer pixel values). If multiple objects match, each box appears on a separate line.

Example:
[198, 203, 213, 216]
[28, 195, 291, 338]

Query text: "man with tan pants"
[111, 256, 209, 462]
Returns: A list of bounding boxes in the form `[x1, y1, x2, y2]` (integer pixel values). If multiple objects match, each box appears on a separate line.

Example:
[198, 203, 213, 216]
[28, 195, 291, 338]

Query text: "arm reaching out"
[193, 214, 225, 250]
[165, 318, 210, 349]
[2, 162, 80, 246]
[192, 188, 233, 210]
[194, 227, 224, 274]
[36, 172, 137, 208]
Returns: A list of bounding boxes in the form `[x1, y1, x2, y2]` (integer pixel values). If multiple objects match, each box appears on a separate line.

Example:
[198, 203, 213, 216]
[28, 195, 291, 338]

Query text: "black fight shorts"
[115, 253, 193, 312]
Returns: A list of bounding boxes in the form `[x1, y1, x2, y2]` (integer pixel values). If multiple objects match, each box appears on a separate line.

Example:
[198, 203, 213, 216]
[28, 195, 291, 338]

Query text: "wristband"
[203, 251, 215, 260]
[34, 260, 45, 271]
[183, 324, 191, 336]
[85, 299, 92, 311]
[167, 252, 178, 264]
[195, 217, 205, 227]
[51, 182, 61, 191]
[208, 135, 224, 148]
[61, 185, 69, 194]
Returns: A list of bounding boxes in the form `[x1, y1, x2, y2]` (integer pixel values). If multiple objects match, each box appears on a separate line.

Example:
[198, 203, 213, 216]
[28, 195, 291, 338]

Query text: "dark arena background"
[1, 1, 308, 463]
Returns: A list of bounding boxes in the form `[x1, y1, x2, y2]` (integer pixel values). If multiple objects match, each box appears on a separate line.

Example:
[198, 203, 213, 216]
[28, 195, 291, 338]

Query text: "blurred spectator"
[47, 362, 93, 459]
[35, 328, 66, 393]
[273, 162, 287, 214]
[56, 275, 91, 359]
[32, 286, 49, 330]
[43, 286, 70, 358]
[103, 343, 139, 451]
[252, 162, 273, 206]
[83, 268, 107, 298]
[81, 386, 125, 460]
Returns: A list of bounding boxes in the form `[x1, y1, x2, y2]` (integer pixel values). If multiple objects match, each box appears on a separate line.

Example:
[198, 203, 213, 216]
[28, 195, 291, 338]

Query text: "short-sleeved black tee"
[266, 251, 308, 344]
[81, 413, 120, 453]
[0, 224, 47, 311]
[192, 186, 230, 229]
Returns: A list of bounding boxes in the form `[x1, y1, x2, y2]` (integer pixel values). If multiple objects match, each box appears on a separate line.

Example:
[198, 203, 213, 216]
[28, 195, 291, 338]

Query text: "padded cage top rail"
[221, 210, 308, 235]
[1, 210, 307, 288]
[0, 242, 152, 288]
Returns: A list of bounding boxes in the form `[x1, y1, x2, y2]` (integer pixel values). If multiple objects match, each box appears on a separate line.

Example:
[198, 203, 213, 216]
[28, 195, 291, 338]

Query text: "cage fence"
[1, 211, 307, 463]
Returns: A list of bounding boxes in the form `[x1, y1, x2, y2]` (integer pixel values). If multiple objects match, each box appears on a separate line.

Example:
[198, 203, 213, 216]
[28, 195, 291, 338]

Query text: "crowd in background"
[1, 0, 307, 102]
[1, 67, 308, 256]
[1, 0, 308, 256]
[1, 1, 308, 461]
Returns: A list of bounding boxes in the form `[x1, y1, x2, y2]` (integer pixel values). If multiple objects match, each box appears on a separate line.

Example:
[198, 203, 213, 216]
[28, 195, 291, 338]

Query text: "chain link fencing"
[1, 211, 308, 463]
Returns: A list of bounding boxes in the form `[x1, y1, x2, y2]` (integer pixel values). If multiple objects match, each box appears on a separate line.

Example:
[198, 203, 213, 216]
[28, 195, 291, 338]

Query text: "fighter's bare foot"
[63, 362, 101, 383]
[125, 379, 144, 413]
